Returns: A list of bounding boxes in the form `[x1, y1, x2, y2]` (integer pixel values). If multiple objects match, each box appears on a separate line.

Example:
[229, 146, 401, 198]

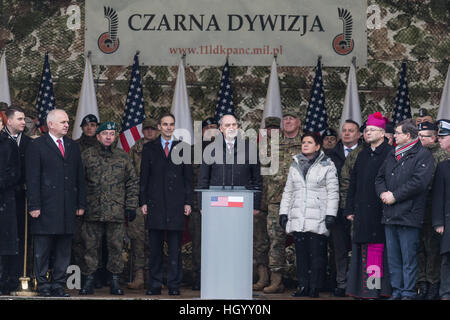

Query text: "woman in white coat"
[279, 132, 339, 298]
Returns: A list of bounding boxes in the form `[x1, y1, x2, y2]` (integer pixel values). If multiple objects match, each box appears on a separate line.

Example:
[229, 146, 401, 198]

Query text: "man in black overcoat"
[0, 106, 30, 294]
[26, 109, 86, 297]
[140, 113, 193, 296]
[432, 119, 450, 300]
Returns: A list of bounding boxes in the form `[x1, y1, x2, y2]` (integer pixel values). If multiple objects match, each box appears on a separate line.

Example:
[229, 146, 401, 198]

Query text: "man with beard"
[345, 112, 393, 299]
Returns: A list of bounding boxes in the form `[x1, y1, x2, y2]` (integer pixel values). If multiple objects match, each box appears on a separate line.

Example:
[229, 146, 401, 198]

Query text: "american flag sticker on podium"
[210, 196, 244, 208]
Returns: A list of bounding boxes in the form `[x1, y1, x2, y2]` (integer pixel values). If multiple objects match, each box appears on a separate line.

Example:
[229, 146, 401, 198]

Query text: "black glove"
[325, 215, 336, 230]
[279, 215, 288, 230]
[125, 209, 136, 222]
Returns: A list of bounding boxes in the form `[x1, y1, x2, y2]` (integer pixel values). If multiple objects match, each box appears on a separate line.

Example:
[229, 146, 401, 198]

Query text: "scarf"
[394, 137, 419, 161]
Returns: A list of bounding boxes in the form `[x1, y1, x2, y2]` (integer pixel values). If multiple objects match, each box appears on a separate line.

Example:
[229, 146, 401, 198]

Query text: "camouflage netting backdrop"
[1, 0, 449, 285]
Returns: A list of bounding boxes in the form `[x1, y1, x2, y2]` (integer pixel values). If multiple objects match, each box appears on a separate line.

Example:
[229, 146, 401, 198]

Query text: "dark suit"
[0, 129, 31, 290]
[197, 136, 262, 209]
[26, 133, 86, 292]
[140, 137, 193, 290]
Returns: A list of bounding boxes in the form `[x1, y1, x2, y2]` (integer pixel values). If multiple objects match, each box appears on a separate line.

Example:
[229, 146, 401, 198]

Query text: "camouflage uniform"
[72, 133, 99, 271]
[266, 132, 302, 273]
[128, 138, 150, 272]
[339, 143, 366, 210]
[417, 143, 450, 285]
[81, 143, 139, 276]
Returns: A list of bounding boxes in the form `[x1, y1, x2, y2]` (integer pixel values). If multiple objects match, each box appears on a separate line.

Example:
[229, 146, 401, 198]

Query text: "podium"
[196, 186, 257, 300]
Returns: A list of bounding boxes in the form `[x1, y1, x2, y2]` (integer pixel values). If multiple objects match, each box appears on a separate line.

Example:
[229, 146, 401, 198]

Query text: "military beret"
[418, 121, 438, 132]
[437, 119, 450, 136]
[142, 117, 158, 129]
[418, 108, 429, 117]
[96, 121, 118, 134]
[264, 116, 281, 129]
[202, 117, 218, 128]
[322, 127, 338, 138]
[80, 114, 99, 127]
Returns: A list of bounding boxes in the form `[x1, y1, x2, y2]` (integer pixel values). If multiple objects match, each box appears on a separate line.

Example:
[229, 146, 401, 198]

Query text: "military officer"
[264, 109, 302, 294]
[415, 108, 433, 126]
[75, 114, 99, 152]
[416, 121, 450, 299]
[79, 122, 139, 295]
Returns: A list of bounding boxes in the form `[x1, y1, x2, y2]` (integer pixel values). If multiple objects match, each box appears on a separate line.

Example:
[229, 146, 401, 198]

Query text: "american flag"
[35, 52, 55, 129]
[392, 61, 411, 125]
[117, 53, 145, 152]
[304, 58, 328, 133]
[214, 60, 235, 122]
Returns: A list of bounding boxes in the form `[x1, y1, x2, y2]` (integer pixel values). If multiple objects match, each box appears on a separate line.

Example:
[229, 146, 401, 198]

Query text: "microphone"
[222, 141, 226, 189]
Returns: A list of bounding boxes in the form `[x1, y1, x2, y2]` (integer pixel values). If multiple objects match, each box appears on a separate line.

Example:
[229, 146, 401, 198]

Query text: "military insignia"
[98, 6, 120, 54]
[332, 8, 354, 56]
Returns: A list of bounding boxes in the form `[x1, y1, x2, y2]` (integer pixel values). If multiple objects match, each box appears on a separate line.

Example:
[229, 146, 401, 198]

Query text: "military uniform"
[72, 133, 99, 270]
[128, 138, 150, 273]
[417, 142, 450, 296]
[80, 139, 139, 286]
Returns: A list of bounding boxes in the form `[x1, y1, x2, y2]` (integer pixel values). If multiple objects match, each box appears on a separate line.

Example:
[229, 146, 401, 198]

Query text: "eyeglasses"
[394, 131, 405, 136]
[364, 128, 383, 133]
[418, 134, 434, 138]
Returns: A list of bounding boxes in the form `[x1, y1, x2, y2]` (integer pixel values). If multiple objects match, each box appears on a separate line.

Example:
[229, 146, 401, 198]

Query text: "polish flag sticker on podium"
[210, 196, 244, 208]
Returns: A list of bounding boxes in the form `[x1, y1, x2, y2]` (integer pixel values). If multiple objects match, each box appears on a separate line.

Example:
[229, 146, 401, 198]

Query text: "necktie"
[164, 141, 169, 157]
[57, 139, 65, 157]
[345, 148, 352, 157]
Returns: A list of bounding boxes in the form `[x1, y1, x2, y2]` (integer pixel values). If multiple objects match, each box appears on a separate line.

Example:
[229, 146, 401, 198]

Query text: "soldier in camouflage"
[189, 117, 219, 290]
[79, 122, 139, 296]
[416, 121, 450, 300]
[264, 109, 302, 294]
[127, 118, 159, 290]
[253, 116, 280, 291]
[72, 114, 100, 279]
[75, 114, 99, 152]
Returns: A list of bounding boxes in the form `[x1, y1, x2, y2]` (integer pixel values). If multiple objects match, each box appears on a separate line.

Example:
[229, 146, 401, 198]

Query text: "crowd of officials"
[0, 104, 450, 300]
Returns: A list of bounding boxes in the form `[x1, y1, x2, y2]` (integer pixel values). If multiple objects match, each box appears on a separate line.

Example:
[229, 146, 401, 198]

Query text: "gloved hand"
[125, 209, 136, 222]
[325, 215, 336, 230]
[279, 215, 288, 230]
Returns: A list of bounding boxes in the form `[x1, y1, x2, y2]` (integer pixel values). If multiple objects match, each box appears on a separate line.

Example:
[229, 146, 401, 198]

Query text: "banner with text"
[85, 0, 367, 66]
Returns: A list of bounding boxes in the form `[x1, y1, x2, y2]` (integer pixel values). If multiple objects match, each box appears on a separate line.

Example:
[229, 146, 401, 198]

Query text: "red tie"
[57, 139, 65, 157]
[164, 141, 169, 157]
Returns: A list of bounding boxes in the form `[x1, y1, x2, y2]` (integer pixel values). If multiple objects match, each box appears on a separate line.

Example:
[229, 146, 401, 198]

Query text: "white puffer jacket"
[279, 151, 339, 236]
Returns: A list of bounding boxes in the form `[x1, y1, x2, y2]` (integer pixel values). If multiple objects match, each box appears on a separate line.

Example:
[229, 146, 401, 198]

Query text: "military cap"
[282, 107, 301, 119]
[437, 119, 450, 136]
[322, 127, 337, 138]
[418, 121, 438, 132]
[96, 121, 118, 134]
[418, 108, 429, 117]
[142, 117, 158, 130]
[202, 117, 218, 128]
[80, 114, 99, 127]
[264, 117, 281, 129]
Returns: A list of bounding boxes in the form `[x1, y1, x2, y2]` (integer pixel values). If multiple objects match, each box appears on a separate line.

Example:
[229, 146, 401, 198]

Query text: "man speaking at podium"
[198, 114, 262, 214]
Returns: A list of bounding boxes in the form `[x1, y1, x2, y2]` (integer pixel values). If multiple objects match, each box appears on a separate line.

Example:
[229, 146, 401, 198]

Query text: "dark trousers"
[417, 222, 441, 284]
[385, 225, 420, 299]
[293, 231, 328, 290]
[33, 234, 72, 292]
[188, 211, 201, 280]
[148, 230, 183, 290]
[330, 217, 351, 289]
[440, 253, 450, 299]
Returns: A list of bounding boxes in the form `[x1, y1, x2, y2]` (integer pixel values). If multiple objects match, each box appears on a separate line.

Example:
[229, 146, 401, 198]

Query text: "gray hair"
[46, 109, 66, 125]
[396, 118, 418, 139]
